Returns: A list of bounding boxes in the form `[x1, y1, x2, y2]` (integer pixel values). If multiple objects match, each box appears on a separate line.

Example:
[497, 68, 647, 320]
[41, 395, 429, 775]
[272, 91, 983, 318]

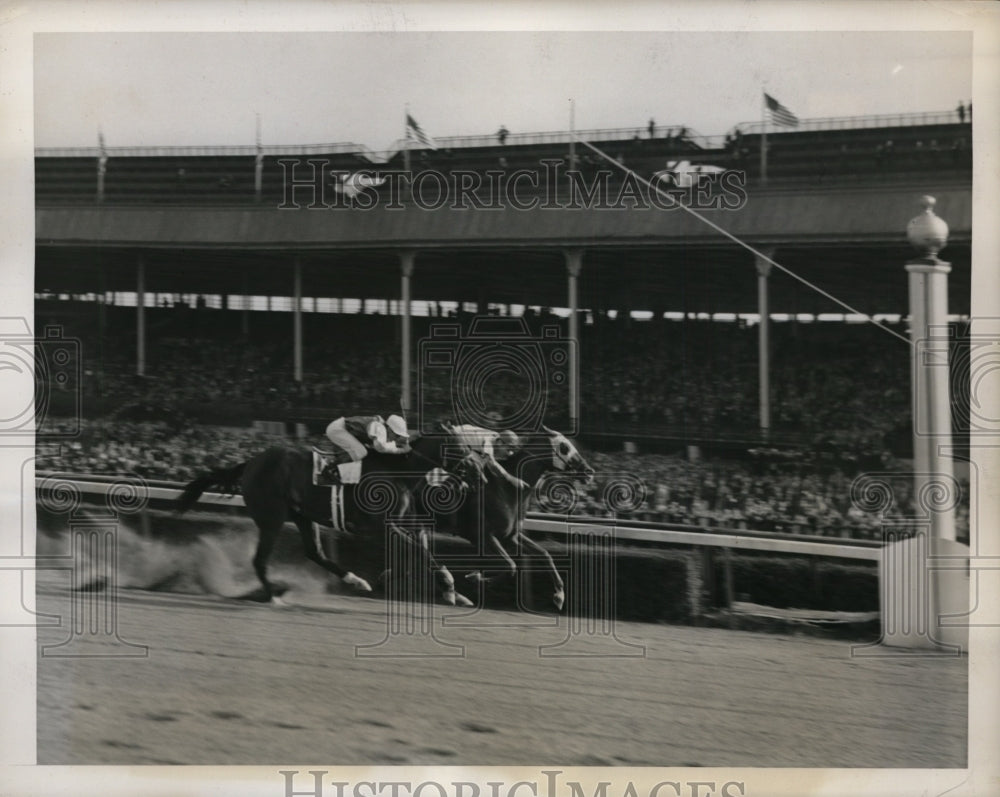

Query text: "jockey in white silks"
[321, 414, 411, 484]
[326, 414, 411, 460]
[449, 424, 528, 490]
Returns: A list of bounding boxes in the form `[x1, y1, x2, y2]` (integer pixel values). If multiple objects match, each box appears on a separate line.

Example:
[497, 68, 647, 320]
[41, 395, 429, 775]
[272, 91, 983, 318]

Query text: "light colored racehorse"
[403, 425, 595, 610]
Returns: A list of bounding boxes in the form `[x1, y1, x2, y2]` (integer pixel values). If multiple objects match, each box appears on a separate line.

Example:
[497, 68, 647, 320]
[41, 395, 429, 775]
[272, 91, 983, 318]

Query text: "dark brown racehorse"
[402, 425, 595, 610]
[176, 432, 482, 605]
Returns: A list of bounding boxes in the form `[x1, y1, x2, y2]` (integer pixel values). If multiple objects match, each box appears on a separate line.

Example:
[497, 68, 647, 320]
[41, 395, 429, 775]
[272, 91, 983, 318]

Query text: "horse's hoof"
[271, 595, 289, 607]
[453, 592, 474, 607]
[343, 572, 373, 592]
[553, 590, 565, 611]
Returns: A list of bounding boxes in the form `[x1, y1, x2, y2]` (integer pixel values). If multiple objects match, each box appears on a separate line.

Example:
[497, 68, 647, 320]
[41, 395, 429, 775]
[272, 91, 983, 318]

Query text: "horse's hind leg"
[464, 533, 517, 588]
[516, 533, 565, 611]
[251, 521, 285, 603]
[294, 516, 372, 593]
[414, 527, 472, 607]
[490, 534, 519, 579]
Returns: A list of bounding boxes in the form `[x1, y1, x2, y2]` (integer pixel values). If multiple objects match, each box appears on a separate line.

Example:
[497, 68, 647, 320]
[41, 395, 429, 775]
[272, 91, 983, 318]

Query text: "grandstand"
[34, 109, 973, 541]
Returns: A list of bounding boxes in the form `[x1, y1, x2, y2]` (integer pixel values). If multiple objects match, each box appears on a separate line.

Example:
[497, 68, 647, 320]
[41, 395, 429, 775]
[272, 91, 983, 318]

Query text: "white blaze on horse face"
[425, 467, 450, 486]
[549, 431, 580, 471]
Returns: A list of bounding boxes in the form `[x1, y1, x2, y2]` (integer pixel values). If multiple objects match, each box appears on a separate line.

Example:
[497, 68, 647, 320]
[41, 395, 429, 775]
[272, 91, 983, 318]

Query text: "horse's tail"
[175, 461, 247, 515]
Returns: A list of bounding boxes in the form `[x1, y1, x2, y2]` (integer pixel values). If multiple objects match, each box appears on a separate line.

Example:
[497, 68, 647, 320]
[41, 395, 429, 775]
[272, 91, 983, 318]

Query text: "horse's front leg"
[385, 517, 471, 607]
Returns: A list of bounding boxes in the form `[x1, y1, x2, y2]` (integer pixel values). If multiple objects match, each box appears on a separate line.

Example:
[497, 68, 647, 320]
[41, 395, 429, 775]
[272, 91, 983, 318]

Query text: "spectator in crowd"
[956, 101, 965, 123]
[497, 126, 509, 145]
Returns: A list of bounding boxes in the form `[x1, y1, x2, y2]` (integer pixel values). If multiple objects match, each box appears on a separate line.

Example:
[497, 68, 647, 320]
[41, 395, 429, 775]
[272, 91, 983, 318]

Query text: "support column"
[400, 250, 416, 418]
[97, 154, 107, 203]
[254, 153, 264, 203]
[97, 263, 106, 394]
[293, 257, 303, 383]
[754, 248, 774, 438]
[564, 248, 583, 429]
[97, 263, 107, 340]
[136, 254, 146, 377]
[241, 272, 249, 337]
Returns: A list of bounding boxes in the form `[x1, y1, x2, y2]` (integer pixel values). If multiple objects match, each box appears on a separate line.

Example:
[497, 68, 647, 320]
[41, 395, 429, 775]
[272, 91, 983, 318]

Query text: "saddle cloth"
[312, 445, 364, 486]
[329, 485, 347, 532]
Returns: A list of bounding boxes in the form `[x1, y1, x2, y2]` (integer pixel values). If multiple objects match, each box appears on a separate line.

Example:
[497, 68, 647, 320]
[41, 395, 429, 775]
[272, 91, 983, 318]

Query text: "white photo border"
[2, 2, 998, 796]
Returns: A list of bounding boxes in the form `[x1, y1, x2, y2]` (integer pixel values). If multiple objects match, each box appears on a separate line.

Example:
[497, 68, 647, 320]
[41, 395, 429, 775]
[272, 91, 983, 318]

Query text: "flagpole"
[760, 91, 768, 186]
[569, 98, 576, 170]
[403, 104, 411, 202]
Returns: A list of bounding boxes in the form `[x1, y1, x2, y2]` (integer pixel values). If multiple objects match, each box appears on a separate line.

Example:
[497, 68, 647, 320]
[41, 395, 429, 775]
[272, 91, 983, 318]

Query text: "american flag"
[406, 114, 437, 150]
[764, 93, 799, 128]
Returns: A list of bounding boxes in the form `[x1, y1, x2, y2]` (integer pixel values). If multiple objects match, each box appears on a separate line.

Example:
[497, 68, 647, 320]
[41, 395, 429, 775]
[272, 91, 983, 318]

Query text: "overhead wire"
[571, 135, 914, 347]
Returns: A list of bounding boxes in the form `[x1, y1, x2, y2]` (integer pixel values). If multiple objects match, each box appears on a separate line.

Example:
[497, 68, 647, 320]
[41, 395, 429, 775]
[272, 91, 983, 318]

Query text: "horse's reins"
[408, 441, 484, 487]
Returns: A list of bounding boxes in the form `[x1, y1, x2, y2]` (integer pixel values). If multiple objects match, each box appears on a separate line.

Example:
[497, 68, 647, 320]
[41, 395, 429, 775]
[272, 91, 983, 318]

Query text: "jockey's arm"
[367, 420, 408, 454]
[482, 435, 527, 490]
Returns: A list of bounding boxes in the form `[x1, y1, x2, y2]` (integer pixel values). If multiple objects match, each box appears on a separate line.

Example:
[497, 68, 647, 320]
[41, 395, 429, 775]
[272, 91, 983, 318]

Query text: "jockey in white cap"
[449, 423, 527, 490]
[327, 414, 411, 459]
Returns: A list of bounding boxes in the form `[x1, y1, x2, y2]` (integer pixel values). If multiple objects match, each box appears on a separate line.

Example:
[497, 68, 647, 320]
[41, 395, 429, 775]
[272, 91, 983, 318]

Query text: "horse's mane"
[505, 432, 550, 465]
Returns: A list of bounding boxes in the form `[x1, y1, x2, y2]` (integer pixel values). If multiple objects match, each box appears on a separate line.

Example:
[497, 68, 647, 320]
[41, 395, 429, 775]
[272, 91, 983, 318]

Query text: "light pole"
[868, 195, 967, 653]
[905, 195, 956, 543]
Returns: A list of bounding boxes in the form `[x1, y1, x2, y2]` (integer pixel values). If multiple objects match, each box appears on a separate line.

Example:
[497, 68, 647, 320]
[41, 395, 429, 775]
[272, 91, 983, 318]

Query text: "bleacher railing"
[738, 109, 962, 135]
[388, 125, 719, 152]
[35, 109, 964, 162]
[36, 142, 384, 160]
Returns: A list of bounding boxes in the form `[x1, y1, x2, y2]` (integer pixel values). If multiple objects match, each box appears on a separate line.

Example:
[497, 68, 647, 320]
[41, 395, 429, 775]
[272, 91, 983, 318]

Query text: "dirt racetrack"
[36, 582, 966, 767]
